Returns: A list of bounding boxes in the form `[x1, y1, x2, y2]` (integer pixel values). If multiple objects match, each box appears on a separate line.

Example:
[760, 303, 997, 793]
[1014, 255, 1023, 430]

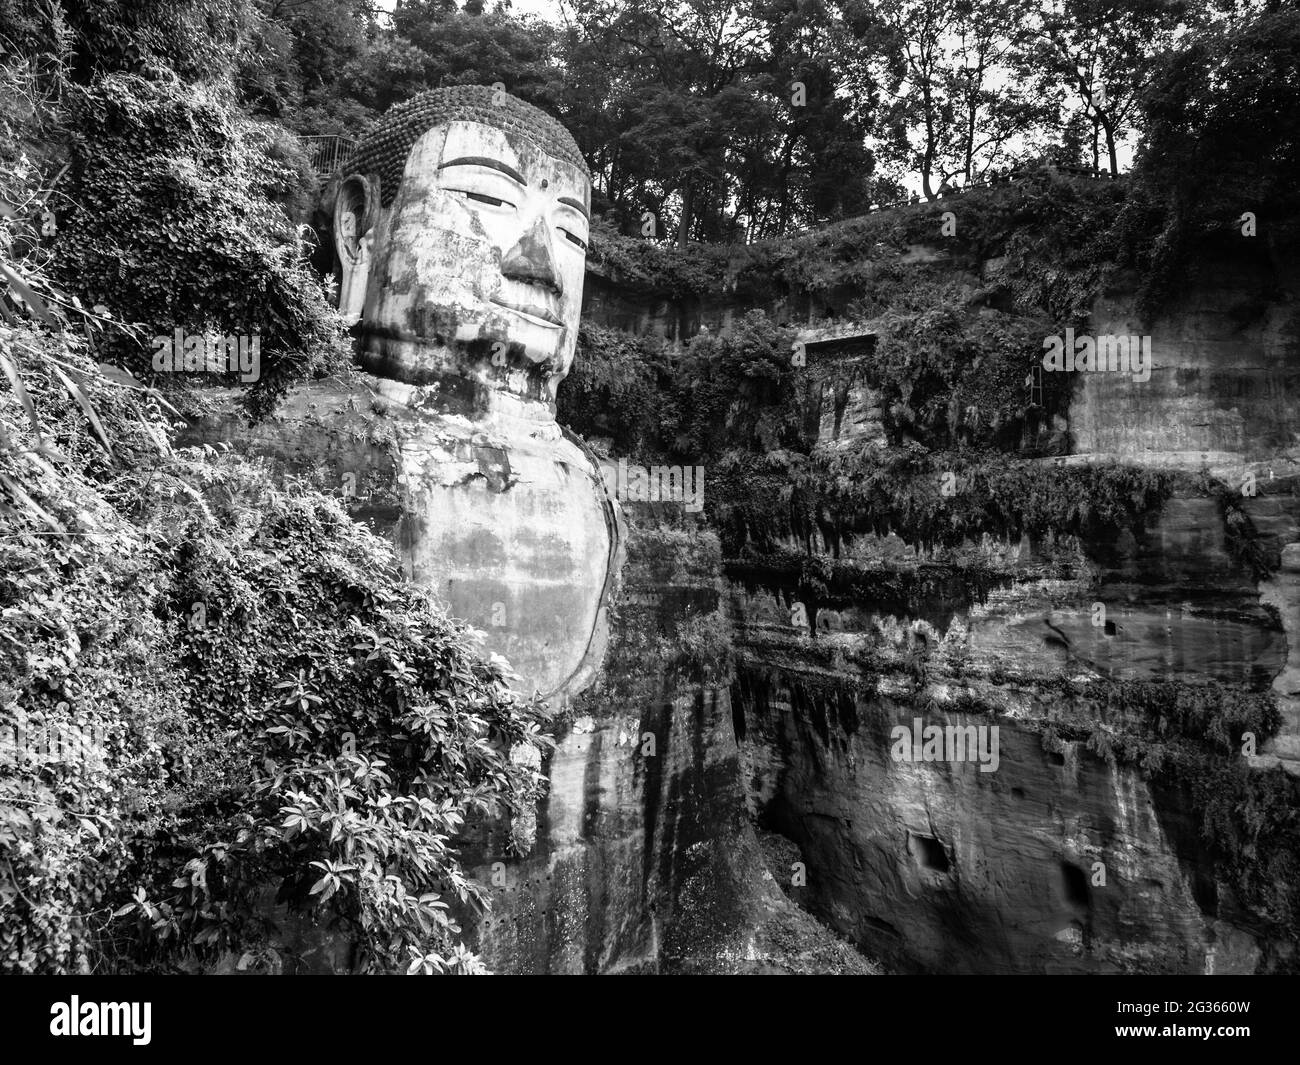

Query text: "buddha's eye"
[445, 188, 516, 210]
[463, 191, 515, 209]
[560, 228, 587, 251]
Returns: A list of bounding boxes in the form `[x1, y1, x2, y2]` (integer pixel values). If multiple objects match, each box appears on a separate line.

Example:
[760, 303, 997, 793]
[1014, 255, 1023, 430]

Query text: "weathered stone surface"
[194, 214, 1300, 974]
[180, 374, 621, 698]
[313, 87, 620, 702]
[380, 383, 618, 696]
[186, 88, 877, 973]
[732, 664, 1224, 974]
[325, 88, 591, 402]
[722, 466, 1296, 971]
[463, 514, 876, 973]
[791, 325, 888, 452]
[1073, 264, 1300, 469]
[1060, 265, 1300, 764]
[1260, 543, 1300, 764]
[563, 242, 1300, 974]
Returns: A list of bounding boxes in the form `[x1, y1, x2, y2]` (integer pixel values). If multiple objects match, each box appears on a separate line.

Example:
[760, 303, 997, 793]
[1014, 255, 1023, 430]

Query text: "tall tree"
[1016, 0, 1189, 177]
[560, 0, 880, 242]
[1134, 5, 1300, 301]
[863, 0, 1047, 199]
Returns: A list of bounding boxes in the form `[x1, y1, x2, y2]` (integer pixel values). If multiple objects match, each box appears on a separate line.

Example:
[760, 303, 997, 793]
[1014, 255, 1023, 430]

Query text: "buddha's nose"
[501, 216, 563, 296]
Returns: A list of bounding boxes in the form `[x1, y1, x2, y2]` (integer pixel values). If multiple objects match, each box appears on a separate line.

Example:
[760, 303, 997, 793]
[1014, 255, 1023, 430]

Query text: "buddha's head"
[326, 86, 591, 415]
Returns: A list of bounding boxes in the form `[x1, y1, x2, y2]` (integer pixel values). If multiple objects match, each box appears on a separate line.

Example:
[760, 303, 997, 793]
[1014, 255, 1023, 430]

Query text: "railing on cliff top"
[301, 134, 357, 177]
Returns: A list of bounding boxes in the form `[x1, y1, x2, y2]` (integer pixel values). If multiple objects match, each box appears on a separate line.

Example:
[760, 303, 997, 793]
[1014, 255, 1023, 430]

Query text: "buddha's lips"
[489, 296, 564, 328]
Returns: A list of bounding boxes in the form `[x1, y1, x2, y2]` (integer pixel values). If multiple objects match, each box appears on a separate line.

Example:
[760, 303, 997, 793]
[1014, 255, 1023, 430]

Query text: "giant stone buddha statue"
[323, 86, 621, 701]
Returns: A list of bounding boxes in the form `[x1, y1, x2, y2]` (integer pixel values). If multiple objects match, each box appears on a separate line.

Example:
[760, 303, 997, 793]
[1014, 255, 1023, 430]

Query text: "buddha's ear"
[331, 174, 378, 324]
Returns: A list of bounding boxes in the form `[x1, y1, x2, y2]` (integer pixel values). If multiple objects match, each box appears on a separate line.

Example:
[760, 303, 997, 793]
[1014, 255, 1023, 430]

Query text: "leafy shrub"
[587, 216, 733, 299]
[1184, 760, 1300, 946]
[2, 71, 547, 972]
[1134, 8, 1300, 316]
[0, 318, 549, 974]
[588, 173, 1142, 316]
[709, 444, 1174, 557]
[671, 311, 801, 457]
[559, 322, 667, 449]
[673, 608, 733, 679]
[55, 73, 347, 411]
[869, 305, 1050, 449]
[59, 0, 260, 87]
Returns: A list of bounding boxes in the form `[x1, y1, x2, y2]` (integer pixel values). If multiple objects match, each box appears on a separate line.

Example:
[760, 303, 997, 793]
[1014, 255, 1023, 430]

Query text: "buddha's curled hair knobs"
[342, 85, 589, 209]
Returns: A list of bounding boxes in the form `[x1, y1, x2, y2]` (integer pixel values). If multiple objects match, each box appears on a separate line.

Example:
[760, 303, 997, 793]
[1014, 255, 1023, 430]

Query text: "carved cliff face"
[335, 119, 590, 412]
[327, 97, 620, 701]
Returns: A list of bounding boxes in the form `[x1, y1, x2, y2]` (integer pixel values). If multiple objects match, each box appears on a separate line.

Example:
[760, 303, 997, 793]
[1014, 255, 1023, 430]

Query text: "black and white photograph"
[0, 0, 1298, 1042]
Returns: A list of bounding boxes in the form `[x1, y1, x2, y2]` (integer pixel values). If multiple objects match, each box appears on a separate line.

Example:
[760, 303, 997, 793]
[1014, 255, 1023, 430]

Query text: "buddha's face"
[335, 120, 590, 406]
